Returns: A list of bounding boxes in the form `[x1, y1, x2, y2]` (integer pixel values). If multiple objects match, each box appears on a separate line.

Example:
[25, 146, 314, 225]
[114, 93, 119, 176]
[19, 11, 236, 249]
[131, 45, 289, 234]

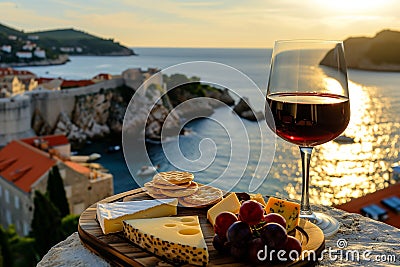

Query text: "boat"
[136, 165, 159, 176]
[106, 145, 121, 153]
[391, 162, 400, 182]
[333, 135, 355, 144]
[70, 153, 102, 163]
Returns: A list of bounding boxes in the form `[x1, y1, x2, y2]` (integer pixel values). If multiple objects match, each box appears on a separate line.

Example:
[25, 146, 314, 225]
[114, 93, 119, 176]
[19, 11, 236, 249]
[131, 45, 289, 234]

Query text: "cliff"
[0, 72, 236, 147]
[321, 29, 400, 71]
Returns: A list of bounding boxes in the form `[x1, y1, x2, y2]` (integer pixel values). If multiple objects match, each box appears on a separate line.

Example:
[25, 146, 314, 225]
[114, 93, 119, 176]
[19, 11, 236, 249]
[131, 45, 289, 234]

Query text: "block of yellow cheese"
[96, 198, 178, 234]
[123, 216, 208, 266]
[207, 192, 241, 225]
[265, 196, 300, 232]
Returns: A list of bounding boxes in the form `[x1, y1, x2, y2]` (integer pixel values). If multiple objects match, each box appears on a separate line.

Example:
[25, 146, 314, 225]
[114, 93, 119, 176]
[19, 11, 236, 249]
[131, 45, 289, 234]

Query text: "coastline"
[0, 54, 70, 68]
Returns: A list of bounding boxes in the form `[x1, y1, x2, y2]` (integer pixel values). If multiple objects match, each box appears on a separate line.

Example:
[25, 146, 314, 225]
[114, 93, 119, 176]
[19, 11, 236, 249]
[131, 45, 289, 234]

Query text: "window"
[59, 169, 66, 180]
[5, 189, 9, 203]
[23, 222, 30, 236]
[65, 185, 72, 198]
[14, 195, 19, 209]
[5, 210, 11, 225]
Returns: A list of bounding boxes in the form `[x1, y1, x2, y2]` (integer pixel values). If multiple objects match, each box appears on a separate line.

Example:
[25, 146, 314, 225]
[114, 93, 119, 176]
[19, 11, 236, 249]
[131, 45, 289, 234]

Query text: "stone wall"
[0, 95, 35, 146]
[0, 78, 124, 146]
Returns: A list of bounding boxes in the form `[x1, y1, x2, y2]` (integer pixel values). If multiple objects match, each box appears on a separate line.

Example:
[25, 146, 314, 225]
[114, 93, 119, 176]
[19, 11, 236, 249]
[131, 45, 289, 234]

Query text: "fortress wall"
[0, 78, 125, 146]
[29, 78, 124, 128]
[0, 96, 35, 146]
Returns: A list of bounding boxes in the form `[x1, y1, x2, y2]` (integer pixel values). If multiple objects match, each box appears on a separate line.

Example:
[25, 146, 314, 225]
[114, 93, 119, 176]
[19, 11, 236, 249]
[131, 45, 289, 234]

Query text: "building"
[0, 76, 26, 96]
[0, 135, 113, 236]
[335, 183, 400, 229]
[33, 48, 46, 59]
[122, 68, 162, 91]
[1, 45, 12, 53]
[0, 68, 38, 96]
[0, 68, 36, 80]
[92, 73, 113, 82]
[16, 51, 33, 59]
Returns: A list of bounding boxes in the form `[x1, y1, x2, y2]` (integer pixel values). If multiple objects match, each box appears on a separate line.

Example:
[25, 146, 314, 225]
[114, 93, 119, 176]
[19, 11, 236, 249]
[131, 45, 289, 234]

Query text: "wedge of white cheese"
[96, 198, 178, 234]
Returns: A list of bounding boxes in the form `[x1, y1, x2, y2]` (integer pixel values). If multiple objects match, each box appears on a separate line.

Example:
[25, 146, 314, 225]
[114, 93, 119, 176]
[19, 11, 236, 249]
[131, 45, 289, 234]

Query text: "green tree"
[0, 225, 38, 267]
[0, 226, 12, 267]
[61, 214, 80, 237]
[47, 165, 70, 217]
[6, 226, 37, 267]
[31, 191, 63, 257]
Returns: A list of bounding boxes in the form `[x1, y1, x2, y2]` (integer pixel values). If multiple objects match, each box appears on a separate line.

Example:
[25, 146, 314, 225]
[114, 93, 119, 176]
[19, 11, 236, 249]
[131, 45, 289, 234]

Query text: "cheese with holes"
[123, 216, 208, 266]
[265, 197, 300, 232]
[96, 198, 178, 234]
[207, 192, 241, 225]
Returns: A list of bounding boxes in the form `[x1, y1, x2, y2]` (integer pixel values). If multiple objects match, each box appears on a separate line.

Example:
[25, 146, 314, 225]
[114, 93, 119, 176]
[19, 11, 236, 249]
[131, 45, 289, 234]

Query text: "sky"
[0, 0, 400, 48]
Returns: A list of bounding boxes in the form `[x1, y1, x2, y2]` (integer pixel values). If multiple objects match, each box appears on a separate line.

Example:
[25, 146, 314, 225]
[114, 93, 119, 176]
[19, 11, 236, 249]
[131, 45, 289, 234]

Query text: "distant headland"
[0, 22, 135, 67]
[340, 29, 400, 72]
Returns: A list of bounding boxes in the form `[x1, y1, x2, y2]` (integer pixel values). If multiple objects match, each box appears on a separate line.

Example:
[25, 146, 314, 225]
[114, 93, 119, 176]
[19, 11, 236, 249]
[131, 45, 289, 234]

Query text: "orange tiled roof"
[36, 77, 55, 84]
[64, 161, 91, 175]
[0, 140, 56, 193]
[21, 134, 69, 147]
[0, 67, 35, 77]
[335, 183, 400, 229]
[61, 79, 94, 88]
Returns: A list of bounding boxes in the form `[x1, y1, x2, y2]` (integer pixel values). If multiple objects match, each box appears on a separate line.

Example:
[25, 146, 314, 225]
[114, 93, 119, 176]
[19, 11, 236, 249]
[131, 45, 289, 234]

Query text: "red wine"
[267, 92, 350, 147]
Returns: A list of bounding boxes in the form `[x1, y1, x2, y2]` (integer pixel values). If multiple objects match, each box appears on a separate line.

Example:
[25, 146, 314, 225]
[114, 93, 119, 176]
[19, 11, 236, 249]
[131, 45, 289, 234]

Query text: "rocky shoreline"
[322, 29, 400, 72]
[0, 54, 70, 68]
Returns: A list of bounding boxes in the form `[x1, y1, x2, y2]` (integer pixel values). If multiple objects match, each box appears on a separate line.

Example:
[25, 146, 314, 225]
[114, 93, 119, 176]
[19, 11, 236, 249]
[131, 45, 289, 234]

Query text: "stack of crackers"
[144, 171, 223, 208]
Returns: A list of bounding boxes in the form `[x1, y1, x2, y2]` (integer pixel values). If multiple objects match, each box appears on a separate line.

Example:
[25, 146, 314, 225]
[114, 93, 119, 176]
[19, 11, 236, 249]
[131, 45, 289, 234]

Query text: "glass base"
[301, 212, 340, 237]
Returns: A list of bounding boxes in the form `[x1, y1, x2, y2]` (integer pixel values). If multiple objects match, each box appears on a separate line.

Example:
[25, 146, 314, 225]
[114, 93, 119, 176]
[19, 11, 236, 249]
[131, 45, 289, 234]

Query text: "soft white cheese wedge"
[96, 198, 178, 234]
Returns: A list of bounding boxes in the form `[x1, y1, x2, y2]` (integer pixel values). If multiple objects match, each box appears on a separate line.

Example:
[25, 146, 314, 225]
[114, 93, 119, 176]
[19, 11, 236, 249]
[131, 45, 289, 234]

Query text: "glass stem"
[299, 146, 313, 217]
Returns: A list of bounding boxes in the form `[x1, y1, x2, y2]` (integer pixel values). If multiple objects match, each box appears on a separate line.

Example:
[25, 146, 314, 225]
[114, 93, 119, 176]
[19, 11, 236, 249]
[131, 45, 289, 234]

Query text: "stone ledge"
[38, 205, 400, 266]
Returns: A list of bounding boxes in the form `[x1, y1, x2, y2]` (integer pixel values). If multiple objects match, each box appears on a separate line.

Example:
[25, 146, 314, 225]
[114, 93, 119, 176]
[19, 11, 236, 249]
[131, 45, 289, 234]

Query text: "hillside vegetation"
[32, 28, 135, 56]
[321, 29, 400, 72]
[0, 22, 135, 59]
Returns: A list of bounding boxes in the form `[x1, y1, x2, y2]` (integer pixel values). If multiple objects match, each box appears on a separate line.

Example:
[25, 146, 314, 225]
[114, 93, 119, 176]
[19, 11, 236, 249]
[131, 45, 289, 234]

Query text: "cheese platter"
[78, 188, 325, 266]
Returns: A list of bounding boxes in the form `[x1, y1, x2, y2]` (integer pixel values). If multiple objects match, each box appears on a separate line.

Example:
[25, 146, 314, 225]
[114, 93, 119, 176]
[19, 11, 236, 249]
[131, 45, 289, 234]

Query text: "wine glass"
[266, 40, 350, 237]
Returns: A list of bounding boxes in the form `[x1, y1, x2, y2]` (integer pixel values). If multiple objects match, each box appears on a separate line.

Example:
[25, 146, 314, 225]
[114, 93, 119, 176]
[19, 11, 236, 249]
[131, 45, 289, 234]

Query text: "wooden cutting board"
[78, 188, 325, 266]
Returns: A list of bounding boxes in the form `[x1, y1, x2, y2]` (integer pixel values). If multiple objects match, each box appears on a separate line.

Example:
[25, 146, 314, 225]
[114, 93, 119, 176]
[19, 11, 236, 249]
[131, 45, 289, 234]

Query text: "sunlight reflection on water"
[280, 79, 400, 206]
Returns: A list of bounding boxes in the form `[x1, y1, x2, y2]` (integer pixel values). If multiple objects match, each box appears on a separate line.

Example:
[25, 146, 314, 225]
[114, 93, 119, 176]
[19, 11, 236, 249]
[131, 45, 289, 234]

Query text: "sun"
[315, 0, 390, 12]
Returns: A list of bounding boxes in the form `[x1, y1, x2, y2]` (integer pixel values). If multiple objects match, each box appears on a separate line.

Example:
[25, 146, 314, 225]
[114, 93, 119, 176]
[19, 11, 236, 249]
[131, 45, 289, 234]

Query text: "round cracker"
[178, 195, 222, 208]
[144, 189, 171, 199]
[144, 181, 164, 195]
[160, 182, 199, 197]
[153, 171, 194, 185]
[149, 180, 192, 190]
[180, 185, 223, 207]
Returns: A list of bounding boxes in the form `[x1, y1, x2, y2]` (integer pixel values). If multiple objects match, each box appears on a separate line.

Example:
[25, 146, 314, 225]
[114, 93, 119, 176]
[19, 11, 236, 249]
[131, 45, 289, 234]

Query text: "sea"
[18, 48, 400, 206]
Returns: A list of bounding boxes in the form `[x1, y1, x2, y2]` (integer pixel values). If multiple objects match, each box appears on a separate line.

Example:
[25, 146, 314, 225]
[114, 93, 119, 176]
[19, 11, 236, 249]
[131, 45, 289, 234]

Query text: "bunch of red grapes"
[212, 200, 302, 265]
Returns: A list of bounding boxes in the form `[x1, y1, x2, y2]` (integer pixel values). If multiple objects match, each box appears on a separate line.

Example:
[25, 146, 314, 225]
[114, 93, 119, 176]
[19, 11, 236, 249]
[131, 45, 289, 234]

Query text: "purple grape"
[230, 244, 247, 259]
[212, 234, 226, 252]
[247, 238, 270, 265]
[261, 222, 288, 250]
[226, 221, 252, 245]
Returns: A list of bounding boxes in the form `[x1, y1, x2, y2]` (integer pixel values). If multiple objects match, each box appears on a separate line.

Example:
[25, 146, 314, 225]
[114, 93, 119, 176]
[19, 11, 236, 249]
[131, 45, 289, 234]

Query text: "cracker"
[149, 180, 192, 190]
[146, 191, 170, 199]
[179, 195, 221, 208]
[144, 181, 164, 195]
[153, 171, 194, 185]
[180, 185, 223, 207]
[160, 182, 199, 197]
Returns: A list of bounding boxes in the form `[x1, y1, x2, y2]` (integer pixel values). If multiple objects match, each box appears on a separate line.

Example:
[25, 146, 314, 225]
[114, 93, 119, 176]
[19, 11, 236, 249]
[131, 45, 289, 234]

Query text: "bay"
[19, 48, 400, 205]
